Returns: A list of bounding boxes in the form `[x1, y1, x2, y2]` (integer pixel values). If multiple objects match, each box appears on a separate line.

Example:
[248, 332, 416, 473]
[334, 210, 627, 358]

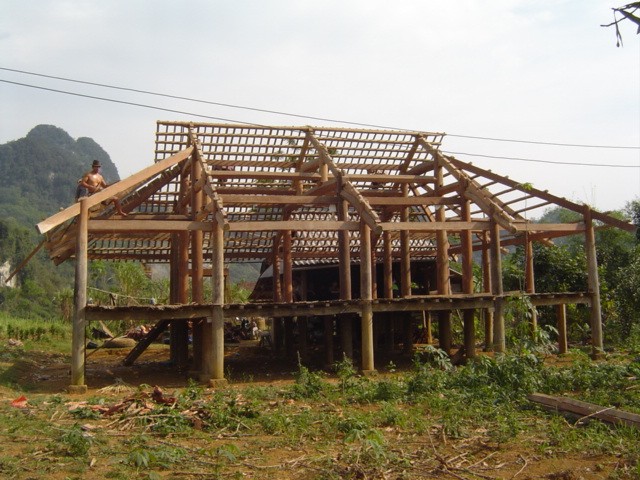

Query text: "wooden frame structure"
[35, 122, 636, 389]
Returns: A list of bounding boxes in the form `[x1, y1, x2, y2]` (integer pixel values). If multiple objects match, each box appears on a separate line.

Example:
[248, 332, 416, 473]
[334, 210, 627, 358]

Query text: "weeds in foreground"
[1, 347, 639, 479]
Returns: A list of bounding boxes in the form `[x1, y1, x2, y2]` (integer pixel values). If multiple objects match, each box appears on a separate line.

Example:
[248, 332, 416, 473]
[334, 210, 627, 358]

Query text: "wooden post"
[360, 222, 375, 373]
[283, 230, 298, 359]
[383, 231, 394, 352]
[424, 311, 433, 344]
[338, 199, 353, 359]
[584, 207, 604, 357]
[524, 231, 538, 334]
[461, 201, 475, 360]
[556, 304, 568, 354]
[191, 161, 204, 373]
[169, 233, 180, 363]
[435, 161, 451, 353]
[272, 238, 284, 354]
[490, 220, 505, 353]
[174, 230, 190, 369]
[70, 197, 89, 393]
[400, 185, 413, 354]
[482, 231, 494, 351]
[324, 316, 334, 368]
[203, 221, 226, 385]
[283, 231, 294, 303]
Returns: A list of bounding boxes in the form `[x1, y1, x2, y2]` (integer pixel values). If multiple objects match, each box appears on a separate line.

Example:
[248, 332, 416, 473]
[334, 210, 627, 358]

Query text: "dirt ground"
[1, 341, 637, 479]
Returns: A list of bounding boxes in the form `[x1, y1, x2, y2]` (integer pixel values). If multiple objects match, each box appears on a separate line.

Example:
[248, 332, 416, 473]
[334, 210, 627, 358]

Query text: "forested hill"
[0, 124, 120, 226]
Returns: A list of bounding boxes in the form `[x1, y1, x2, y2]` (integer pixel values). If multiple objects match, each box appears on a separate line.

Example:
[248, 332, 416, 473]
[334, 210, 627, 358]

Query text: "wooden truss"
[35, 122, 636, 389]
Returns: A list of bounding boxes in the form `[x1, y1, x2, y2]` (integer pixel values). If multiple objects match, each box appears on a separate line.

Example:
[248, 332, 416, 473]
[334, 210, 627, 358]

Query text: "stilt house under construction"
[34, 122, 636, 391]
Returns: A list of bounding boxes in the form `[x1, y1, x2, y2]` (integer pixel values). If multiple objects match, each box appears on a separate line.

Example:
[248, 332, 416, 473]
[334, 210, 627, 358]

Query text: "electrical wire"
[0, 78, 267, 127]
[442, 150, 640, 168]
[1, 76, 639, 170]
[2, 66, 639, 151]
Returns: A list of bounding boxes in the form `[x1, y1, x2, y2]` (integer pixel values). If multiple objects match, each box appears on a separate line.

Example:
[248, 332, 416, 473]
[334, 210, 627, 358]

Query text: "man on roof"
[76, 160, 127, 216]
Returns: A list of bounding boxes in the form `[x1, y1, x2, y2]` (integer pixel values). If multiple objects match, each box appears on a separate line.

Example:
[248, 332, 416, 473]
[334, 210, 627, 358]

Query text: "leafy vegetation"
[0, 330, 639, 478]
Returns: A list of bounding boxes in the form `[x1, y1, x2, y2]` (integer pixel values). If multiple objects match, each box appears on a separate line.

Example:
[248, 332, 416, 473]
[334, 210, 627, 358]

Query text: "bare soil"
[1, 342, 637, 479]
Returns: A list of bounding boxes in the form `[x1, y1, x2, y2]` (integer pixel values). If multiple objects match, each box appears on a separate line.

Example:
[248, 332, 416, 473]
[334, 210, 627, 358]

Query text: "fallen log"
[528, 393, 640, 429]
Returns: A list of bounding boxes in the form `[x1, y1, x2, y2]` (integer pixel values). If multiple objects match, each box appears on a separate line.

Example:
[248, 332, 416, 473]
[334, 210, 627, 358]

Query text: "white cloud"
[0, 0, 638, 211]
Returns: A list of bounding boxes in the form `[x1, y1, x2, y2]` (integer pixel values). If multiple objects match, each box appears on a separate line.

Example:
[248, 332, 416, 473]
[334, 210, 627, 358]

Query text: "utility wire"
[442, 150, 640, 168]
[0, 78, 268, 127]
[1, 77, 639, 169]
[2, 66, 639, 151]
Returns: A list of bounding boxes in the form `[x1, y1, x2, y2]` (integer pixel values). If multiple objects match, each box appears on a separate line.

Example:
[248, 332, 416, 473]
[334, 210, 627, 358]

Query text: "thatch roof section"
[38, 122, 635, 266]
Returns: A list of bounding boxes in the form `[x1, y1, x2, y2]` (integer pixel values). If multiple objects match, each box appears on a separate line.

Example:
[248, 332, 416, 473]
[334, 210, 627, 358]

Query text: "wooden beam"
[360, 222, 375, 372]
[490, 220, 505, 353]
[70, 198, 89, 391]
[584, 207, 603, 357]
[528, 394, 640, 429]
[230, 220, 359, 232]
[37, 147, 194, 234]
[209, 169, 322, 181]
[340, 181, 382, 235]
[221, 194, 338, 205]
[88, 219, 209, 232]
[366, 196, 458, 206]
[418, 140, 518, 233]
[461, 201, 475, 359]
[448, 156, 637, 233]
[514, 222, 586, 233]
[338, 199, 353, 359]
[380, 221, 491, 232]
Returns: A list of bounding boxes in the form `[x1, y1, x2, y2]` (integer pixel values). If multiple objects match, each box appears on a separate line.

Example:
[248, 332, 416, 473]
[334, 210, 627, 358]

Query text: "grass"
[0, 312, 70, 354]
[0, 316, 639, 478]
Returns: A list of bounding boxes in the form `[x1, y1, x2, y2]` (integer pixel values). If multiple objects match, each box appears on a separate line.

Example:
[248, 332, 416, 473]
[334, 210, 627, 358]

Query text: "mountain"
[0, 126, 120, 315]
[0, 125, 121, 226]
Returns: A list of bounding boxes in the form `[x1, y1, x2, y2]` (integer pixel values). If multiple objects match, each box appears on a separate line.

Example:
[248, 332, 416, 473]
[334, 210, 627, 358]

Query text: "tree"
[602, 3, 640, 46]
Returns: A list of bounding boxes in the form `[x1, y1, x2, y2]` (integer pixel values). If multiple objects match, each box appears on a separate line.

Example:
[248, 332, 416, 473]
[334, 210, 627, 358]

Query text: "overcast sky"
[1, 1, 638, 213]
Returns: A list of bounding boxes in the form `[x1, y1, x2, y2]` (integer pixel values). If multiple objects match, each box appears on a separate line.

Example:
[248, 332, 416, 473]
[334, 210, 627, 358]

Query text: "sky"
[1, 1, 639, 214]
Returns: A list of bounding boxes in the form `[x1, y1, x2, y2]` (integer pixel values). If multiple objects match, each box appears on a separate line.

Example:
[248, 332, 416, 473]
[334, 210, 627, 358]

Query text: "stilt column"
[583, 207, 603, 357]
[338, 199, 353, 359]
[461, 201, 475, 359]
[202, 221, 227, 385]
[524, 232, 538, 334]
[360, 222, 375, 373]
[490, 220, 505, 353]
[70, 198, 89, 393]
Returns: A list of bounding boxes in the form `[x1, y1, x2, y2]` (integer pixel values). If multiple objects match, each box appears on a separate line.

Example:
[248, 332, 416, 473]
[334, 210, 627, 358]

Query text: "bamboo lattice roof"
[37, 122, 636, 266]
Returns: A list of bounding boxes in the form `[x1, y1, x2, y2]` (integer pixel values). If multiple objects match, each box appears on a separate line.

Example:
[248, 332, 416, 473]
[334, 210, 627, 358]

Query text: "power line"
[444, 134, 638, 149]
[2, 77, 639, 170]
[443, 150, 640, 168]
[2, 66, 639, 151]
[0, 78, 267, 127]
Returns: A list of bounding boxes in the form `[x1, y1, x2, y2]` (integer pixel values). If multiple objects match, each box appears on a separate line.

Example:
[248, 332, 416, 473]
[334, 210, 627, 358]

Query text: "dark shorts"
[75, 185, 91, 201]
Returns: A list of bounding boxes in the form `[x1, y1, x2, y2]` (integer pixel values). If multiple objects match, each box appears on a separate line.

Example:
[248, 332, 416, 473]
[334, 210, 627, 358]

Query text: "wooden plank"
[228, 220, 360, 232]
[122, 320, 171, 366]
[584, 207, 603, 356]
[528, 393, 640, 429]
[221, 194, 338, 205]
[88, 220, 210, 232]
[514, 222, 586, 232]
[448, 156, 637, 233]
[37, 147, 194, 234]
[381, 221, 491, 232]
[340, 181, 383, 235]
[71, 198, 89, 388]
[209, 170, 322, 181]
[366, 196, 458, 206]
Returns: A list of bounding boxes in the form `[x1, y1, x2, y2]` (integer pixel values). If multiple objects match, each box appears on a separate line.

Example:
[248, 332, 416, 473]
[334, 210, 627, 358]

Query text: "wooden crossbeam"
[122, 319, 171, 366]
[448, 157, 637, 233]
[528, 393, 640, 429]
[37, 147, 194, 234]
[419, 139, 518, 234]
